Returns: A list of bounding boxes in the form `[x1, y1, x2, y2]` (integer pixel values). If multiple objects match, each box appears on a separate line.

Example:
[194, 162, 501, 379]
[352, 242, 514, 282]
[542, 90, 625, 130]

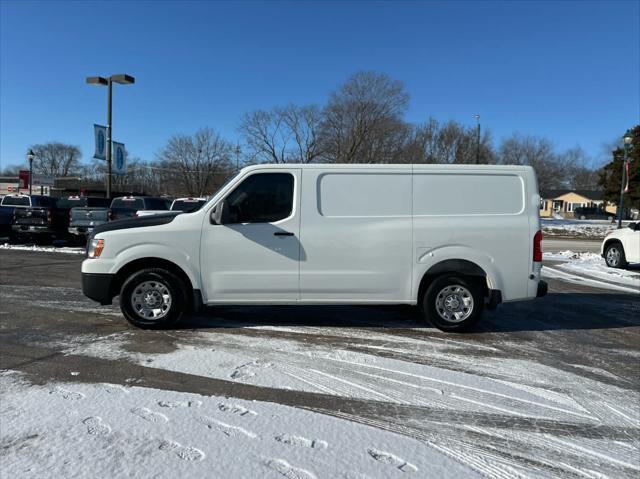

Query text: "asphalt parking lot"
[1, 247, 639, 477]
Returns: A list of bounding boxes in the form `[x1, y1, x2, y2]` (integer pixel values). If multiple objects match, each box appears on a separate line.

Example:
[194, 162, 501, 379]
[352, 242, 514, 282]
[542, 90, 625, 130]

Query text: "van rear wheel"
[423, 275, 483, 332]
[119, 268, 187, 329]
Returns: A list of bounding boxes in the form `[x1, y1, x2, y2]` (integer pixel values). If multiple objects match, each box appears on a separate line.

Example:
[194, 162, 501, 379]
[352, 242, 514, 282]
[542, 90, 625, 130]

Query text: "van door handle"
[274, 231, 294, 236]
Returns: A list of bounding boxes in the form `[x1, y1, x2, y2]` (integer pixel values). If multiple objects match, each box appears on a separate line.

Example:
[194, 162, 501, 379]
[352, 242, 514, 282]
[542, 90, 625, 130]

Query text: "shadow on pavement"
[177, 292, 639, 334]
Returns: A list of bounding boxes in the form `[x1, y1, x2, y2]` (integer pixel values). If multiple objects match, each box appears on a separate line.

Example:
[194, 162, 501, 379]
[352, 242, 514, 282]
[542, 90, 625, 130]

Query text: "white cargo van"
[82, 164, 547, 331]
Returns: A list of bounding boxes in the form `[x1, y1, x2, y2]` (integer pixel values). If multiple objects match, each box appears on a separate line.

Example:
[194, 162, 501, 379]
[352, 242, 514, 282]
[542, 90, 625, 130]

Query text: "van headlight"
[87, 239, 105, 258]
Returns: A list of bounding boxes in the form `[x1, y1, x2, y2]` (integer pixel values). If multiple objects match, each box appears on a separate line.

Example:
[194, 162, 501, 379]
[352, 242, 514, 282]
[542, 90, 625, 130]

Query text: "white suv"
[601, 223, 640, 268]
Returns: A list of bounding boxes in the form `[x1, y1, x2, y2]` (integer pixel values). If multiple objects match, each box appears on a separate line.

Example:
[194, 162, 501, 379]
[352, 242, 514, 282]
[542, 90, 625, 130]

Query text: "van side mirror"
[210, 199, 229, 225]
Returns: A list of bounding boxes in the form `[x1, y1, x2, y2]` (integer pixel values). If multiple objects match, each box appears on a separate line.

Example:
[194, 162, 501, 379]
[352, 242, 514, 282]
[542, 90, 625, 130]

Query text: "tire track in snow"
[543, 266, 639, 294]
[322, 356, 598, 421]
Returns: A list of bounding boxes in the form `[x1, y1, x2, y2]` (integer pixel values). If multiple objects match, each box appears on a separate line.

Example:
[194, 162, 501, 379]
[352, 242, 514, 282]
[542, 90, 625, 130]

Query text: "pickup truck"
[0, 194, 35, 240]
[12, 195, 66, 242]
[136, 197, 206, 217]
[67, 196, 112, 242]
[109, 196, 171, 221]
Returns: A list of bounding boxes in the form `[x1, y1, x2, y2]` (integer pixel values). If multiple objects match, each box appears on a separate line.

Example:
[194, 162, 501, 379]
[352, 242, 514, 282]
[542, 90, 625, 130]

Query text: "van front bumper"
[82, 272, 114, 305]
[537, 280, 548, 298]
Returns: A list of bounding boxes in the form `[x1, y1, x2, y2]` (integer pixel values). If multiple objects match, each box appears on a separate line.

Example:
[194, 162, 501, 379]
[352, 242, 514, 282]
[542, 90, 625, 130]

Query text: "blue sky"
[1, 0, 638, 170]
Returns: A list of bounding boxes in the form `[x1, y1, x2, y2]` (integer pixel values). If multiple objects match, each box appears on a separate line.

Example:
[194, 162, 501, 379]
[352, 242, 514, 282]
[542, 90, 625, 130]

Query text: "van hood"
[90, 212, 180, 238]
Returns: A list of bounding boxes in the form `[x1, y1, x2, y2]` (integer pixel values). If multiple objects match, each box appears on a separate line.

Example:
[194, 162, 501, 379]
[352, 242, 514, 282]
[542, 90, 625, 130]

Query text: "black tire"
[119, 268, 187, 329]
[604, 242, 627, 269]
[422, 275, 484, 332]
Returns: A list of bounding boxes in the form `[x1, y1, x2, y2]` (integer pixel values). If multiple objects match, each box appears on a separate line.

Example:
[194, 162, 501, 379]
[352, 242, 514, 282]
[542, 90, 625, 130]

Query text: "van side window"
[226, 173, 293, 224]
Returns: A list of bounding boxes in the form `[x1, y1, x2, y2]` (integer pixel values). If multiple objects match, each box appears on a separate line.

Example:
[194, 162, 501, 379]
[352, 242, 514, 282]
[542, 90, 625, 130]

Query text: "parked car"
[109, 196, 170, 221]
[12, 195, 67, 242]
[573, 206, 613, 221]
[0, 194, 32, 240]
[82, 164, 547, 331]
[601, 222, 640, 268]
[136, 197, 207, 217]
[68, 196, 112, 242]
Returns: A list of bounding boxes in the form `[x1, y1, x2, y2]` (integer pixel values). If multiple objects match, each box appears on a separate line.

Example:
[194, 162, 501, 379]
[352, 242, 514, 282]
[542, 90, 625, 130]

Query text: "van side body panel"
[411, 167, 531, 302]
[81, 214, 202, 289]
[299, 168, 413, 301]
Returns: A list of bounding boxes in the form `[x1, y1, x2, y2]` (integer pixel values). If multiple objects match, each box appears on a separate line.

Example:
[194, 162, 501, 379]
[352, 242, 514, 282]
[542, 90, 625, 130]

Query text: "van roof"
[239, 163, 530, 172]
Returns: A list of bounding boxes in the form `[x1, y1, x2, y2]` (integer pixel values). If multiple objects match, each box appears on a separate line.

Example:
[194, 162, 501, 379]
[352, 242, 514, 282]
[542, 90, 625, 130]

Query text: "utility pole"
[475, 114, 481, 164]
[617, 130, 634, 228]
[106, 77, 113, 199]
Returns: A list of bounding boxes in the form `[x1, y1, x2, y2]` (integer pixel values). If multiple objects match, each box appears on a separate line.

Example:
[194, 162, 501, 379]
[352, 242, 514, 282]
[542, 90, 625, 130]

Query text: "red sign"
[7, 186, 13, 192]
[18, 170, 30, 189]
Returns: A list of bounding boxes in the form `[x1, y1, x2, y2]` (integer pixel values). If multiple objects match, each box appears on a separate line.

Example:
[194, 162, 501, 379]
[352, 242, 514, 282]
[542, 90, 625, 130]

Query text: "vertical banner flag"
[94, 124, 107, 160]
[624, 160, 629, 193]
[113, 142, 127, 175]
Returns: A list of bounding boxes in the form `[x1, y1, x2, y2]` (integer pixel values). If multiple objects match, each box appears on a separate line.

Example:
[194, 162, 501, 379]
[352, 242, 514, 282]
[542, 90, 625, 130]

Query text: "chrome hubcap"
[435, 285, 474, 323]
[131, 281, 172, 320]
[606, 248, 620, 266]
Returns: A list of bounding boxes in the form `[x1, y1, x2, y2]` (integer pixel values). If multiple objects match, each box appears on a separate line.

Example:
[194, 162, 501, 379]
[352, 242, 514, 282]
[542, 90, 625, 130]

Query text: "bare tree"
[30, 142, 82, 177]
[0, 164, 25, 175]
[320, 71, 410, 163]
[239, 104, 323, 164]
[407, 118, 496, 164]
[498, 134, 568, 191]
[560, 147, 601, 190]
[280, 104, 324, 163]
[156, 128, 233, 196]
[239, 109, 288, 163]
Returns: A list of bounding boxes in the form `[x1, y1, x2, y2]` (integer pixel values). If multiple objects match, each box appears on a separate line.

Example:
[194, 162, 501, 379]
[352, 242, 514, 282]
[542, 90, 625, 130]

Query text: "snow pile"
[0, 243, 85, 255]
[0, 371, 475, 478]
[541, 219, 618, 239]
[543, 250, 640, 293]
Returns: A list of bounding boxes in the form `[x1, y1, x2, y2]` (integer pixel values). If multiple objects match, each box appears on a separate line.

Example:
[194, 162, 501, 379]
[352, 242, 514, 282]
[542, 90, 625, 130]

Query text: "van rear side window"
[318, 173, 411, 217]
[414, 174, 524, 215]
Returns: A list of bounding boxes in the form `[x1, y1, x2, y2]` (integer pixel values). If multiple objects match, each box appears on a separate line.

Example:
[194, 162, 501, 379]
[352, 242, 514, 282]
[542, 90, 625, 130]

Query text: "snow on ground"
[543, 251, 640, 293]
[1, 370, 476, 478]
[64, 329, 639, 426]
[0, 243, 85, 255]
[541, 218, 623, 239]
[57, 326, 640, 477]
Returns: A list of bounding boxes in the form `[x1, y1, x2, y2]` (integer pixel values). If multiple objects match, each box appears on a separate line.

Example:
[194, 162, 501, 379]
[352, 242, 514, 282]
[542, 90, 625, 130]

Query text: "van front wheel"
[119, 268, 186, 329]
[423, 275, 483, 332]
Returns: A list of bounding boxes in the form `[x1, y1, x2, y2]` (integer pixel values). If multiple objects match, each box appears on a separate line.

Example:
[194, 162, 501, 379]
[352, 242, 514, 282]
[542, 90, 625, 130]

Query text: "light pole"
[235, 143, 241, 172]
[617, 130, 633, 229]
[86, 74, 135, 199]
[474, 114, 481, 164]
[27, 149, 34, 195]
